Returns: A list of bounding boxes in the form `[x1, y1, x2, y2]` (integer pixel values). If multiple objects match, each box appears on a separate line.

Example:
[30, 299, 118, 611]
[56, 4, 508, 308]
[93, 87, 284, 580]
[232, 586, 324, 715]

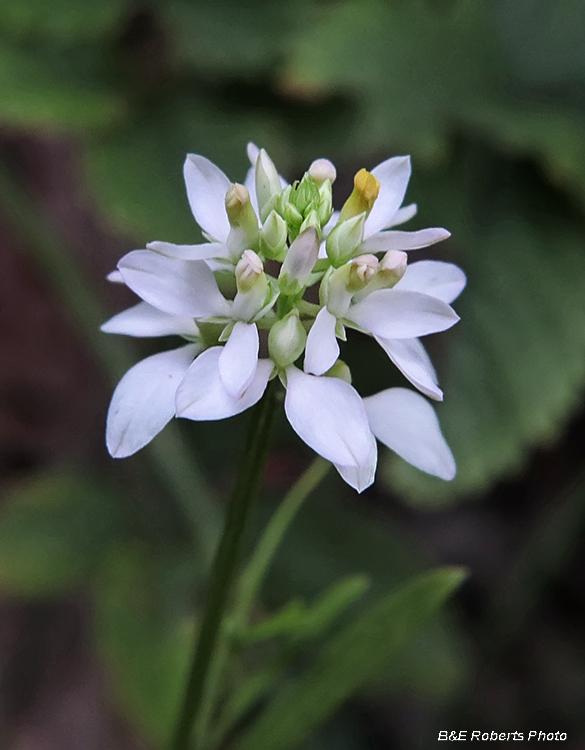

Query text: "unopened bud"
[291, 173, 319, 215]
[259, 210, 288, 260]
[309, 158, 337, 185]
[268, 309, 307, 367]
[255, 149, 282, 222]
[233, 250, 269, 321]
[317, 180, 333, 226]
[279, 227, 319, 295]
[378, 250, 407, 286]
[339, 168, 380, 222]
[326, 213, 365, 267]
[225, 183, 259, 255]
[325, 359, 352, 384]
[235, 249, 264, 293]
[299, 208, 320, 235]
[347, 254, 379, 292]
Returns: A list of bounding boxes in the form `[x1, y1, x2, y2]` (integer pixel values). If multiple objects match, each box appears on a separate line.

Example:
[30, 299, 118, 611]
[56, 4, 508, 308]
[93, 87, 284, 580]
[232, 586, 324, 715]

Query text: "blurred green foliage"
[1, 0, 584, 746]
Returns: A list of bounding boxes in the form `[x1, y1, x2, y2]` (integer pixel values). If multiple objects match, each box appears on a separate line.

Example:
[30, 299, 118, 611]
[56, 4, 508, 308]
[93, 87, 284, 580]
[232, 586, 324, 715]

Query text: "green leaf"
[0, 471, 127, 597]
[93, 544, 197, 744]
[284, 0, 498, 158]
[383, 150, 585, 503]
[233, 567, 466, 750]
[460, 100, 585, 210]
[84, 93, 288, 243]
[234, 576, 369, 645]
[0, 42, 125, 130]
[0, 0, 128, 43]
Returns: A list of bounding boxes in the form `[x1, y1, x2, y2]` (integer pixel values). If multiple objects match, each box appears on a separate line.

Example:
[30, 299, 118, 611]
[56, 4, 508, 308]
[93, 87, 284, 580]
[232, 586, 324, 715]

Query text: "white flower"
[103, 144, 462, 492]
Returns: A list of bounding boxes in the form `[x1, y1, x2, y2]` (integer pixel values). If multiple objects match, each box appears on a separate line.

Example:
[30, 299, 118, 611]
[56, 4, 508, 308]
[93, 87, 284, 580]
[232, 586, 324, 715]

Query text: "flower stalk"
[171, 381, 278, 750]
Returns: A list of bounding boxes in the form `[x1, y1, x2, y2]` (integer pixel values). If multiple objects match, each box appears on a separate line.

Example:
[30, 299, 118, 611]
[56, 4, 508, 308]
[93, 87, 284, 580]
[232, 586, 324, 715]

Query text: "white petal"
[363, 388, 456, 480]
[334, 433, 377, 493]
[362, 228, 451, 253]
[284, 367, 373, 469]
[146, 241, 230, 261]
[246, 142, 260, 165]
[395, 260, 466, 304]
[388, 203, 417, 227]
[183, 154, 231, 242]
[107, 269, 124, 284]
[176, 347, 272, 420]
[365, 156, 411, 236]
[375, 336, 443, 401]
[118, 250, 230, 318]
[346, 289, 459, 339]
[106, 344, 199, 458]
[322, 210, 340, 237]
[304, 307, 339, 375]
[244, 164, 259, 214]
[219, 322, 259, 398]
[101, 302, 199, 338]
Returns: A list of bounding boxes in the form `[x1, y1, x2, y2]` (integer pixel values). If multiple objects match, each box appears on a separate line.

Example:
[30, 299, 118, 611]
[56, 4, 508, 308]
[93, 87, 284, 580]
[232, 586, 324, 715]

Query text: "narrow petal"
[118, 250, 230, 318]
[322, 210, 340, 237]
[395, 260, 466, 304]
[101, 302, 199, 338]
[363, 388, 456, 480]
[346, 289, 459, 339]
[176, 347, 271, 420]
[106, 269, 124, 284]
[244, 164, 259, 214]
[246, 142, 260, 163]
[362, 228, 451, 253]
[284, 367, 373, 470]
[304, 307, 339, 375]
[388, 203, 417, 227]
[365, 156, 411, 236]
[146, 241, 230, 261]
[183, 154, 231, 242]
[335, 433, 377, 493]
[375, 336, 443, 401]
[219, 322, 259, 398]
[106, 344, 199, 458]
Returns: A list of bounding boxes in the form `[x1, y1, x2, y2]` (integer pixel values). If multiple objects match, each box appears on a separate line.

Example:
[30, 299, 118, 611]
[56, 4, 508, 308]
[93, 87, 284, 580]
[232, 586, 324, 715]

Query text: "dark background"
[1, 1, 585, 747]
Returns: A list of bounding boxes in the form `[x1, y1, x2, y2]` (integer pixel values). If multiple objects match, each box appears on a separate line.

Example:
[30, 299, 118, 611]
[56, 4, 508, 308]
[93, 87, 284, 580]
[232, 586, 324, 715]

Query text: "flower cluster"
[103, 144, 465, 492]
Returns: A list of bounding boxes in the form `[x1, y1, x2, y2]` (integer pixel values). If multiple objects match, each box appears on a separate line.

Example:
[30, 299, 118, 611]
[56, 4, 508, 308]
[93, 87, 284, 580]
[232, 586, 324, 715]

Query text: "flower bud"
[279, 227, 320, 295]
[225, 184, 258, 233]
[234, 250, 269, 321]
[291, 173, 319, 215]
[378, 250, 407, 286]
[225, 183, 259, 257]
[326, 213, 365, 267]
[339, 168, 380, 222]
[299, 208, 321, 235]
[317, 180, 333, 226]
[259, 210, 288, 260]
[235, 249, 264, 293]
[309, 158, 337, 186]
[325, 359, 352, 384]
[255, 149, 282, 222]
[320, 265, 352, 317]
[268, 309, 307, 367]
[347, 254, 379, 292]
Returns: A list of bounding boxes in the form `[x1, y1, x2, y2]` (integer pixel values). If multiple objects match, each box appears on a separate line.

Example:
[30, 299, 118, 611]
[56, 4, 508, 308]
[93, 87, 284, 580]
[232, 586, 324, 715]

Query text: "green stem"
[200, 457, 331, 749]
[234, 456, 330, 623]
[171, 383, 278, 750]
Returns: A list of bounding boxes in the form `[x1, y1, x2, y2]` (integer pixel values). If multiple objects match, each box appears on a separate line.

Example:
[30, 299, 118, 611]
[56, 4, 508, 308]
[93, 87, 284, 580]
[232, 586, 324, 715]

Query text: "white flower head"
[103, 143, 464, 492]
